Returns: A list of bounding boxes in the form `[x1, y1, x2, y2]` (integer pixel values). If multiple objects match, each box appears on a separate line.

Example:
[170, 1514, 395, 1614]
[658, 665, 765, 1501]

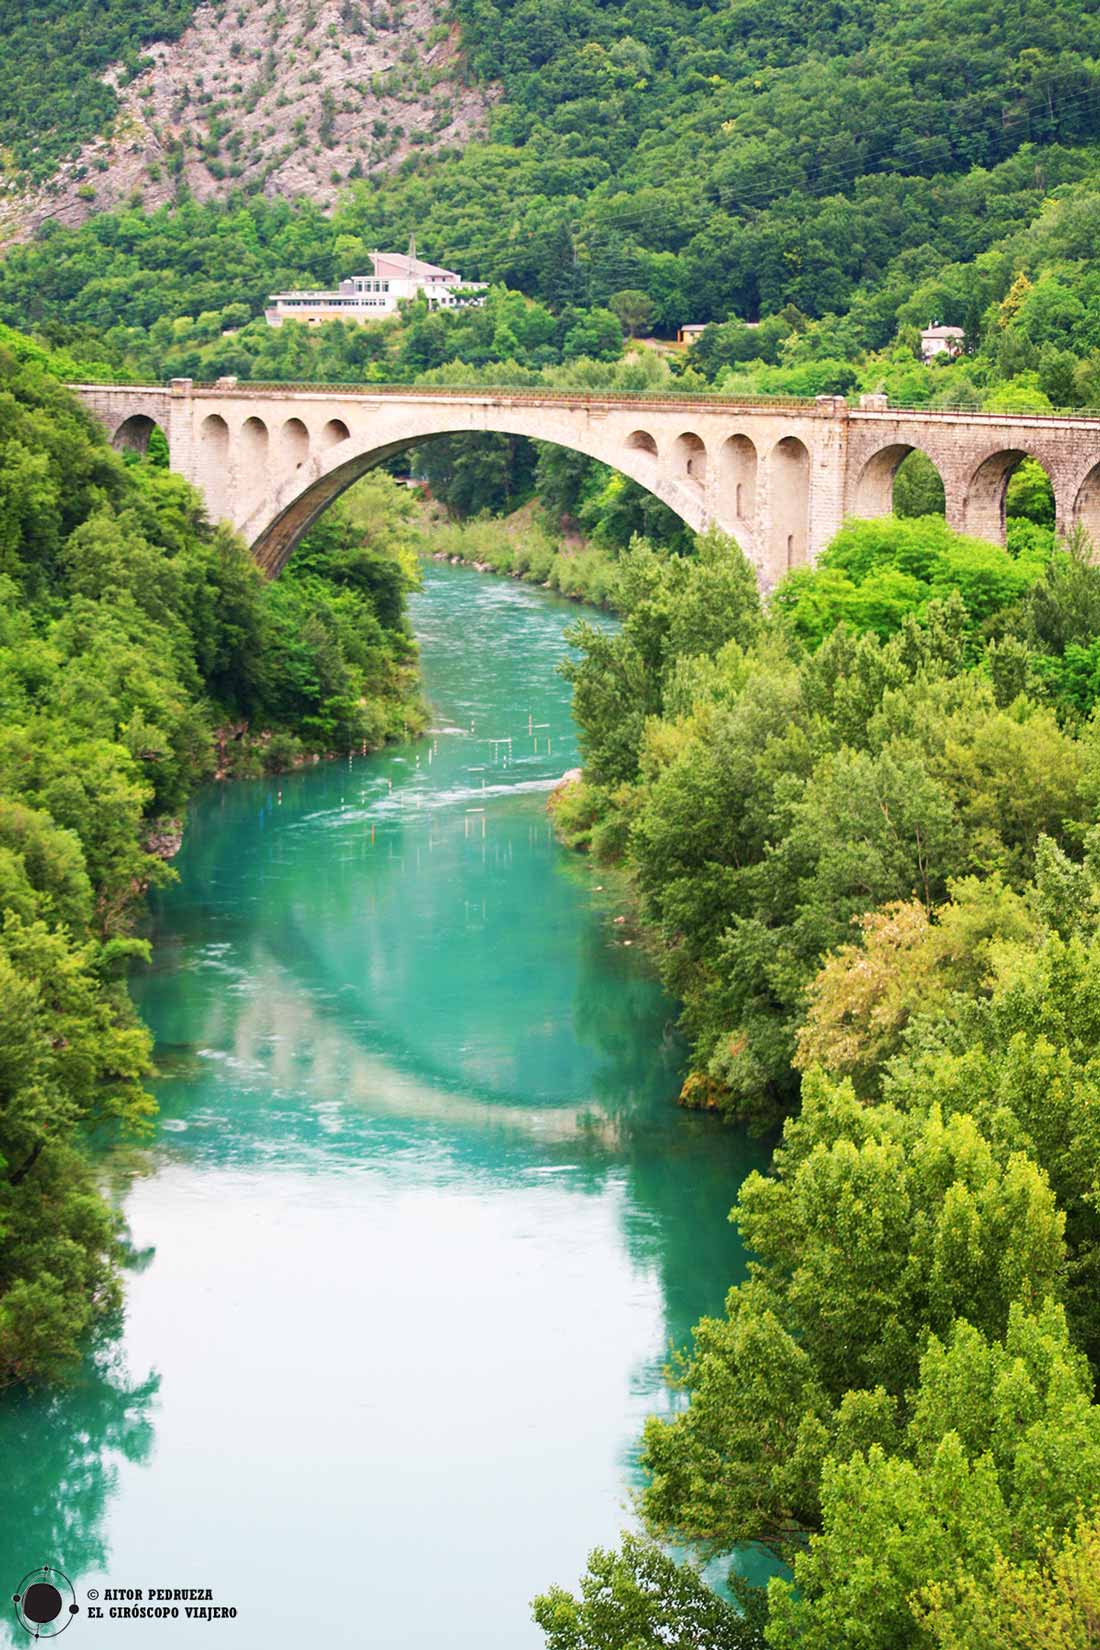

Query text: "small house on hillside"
[678, 319, 761, 345]
[920, 322, 965, 361]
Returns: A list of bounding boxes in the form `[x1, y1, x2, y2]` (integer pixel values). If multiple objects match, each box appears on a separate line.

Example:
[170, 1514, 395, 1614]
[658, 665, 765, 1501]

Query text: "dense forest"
[0, 326, 423, 1386]
[537, 515, 1100, 1645]
[7, 0, 1100, 332]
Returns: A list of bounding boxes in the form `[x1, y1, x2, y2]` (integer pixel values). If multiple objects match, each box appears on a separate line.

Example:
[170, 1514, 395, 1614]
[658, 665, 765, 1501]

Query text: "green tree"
[641, 1076, 1064, 1554]
[766, 1305, 1100, 1650]
[609, 290, 657, 338]
[918, 1512, 1100, 1650]
[533, 1535, 767, 1650]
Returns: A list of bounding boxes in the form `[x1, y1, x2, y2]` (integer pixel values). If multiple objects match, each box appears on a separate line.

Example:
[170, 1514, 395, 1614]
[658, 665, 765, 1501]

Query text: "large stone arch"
[243, 417, 730, 577]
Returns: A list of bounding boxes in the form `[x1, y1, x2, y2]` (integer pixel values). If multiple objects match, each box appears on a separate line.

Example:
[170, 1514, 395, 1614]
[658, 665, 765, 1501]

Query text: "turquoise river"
[0, 560, 765, 1647]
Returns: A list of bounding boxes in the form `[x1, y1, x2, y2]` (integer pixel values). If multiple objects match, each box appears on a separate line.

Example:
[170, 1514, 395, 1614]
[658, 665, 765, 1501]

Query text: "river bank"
[421, 501, 623, 610]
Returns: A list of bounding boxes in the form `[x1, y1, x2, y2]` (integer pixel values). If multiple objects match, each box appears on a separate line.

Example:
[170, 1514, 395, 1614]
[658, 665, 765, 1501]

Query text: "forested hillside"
[5, 0, 1100, 336]
[1, 0, 493, 241]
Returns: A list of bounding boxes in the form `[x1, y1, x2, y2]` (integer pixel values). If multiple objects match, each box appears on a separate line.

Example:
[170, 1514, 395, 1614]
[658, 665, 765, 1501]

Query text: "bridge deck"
[69, 381, 1100, 427]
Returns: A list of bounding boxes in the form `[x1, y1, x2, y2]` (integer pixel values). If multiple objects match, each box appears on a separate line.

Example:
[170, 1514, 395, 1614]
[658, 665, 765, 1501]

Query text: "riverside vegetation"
[533, 510, 1100, 1645]
[0, 326, 423, 1387]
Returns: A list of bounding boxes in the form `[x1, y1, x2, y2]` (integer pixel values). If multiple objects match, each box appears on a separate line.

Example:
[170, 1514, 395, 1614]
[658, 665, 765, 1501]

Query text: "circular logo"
[12, 1568, 78, 1639]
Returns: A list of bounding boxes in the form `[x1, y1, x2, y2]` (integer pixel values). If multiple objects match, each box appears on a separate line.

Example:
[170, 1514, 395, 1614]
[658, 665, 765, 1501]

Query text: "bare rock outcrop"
[1, 0, 496, 245]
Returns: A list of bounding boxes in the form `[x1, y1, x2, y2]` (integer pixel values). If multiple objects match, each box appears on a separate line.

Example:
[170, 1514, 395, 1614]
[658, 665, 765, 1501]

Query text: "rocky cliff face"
[1, 0, 495, 244]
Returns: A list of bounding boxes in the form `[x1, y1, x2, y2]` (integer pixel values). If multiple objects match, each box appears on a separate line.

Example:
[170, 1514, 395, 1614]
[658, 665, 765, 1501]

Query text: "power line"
[598, 74, 1100, 222]
[729, 82, 1100, 210]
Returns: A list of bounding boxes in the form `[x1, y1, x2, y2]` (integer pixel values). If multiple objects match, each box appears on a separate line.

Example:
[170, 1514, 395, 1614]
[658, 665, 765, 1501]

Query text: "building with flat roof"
[266, 240, 486, 326]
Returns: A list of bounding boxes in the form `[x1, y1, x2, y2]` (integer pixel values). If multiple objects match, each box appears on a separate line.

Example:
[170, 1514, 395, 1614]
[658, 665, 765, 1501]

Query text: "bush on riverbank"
[425, 509, 623, 610]
[533, 1533, 767, 1648]
[552, 515, 1100, 1645]
[0, 339, 424, 1386]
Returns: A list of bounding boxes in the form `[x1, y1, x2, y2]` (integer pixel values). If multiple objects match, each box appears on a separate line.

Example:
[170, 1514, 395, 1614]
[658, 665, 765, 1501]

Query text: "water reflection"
[0, 1333, 158, 1579]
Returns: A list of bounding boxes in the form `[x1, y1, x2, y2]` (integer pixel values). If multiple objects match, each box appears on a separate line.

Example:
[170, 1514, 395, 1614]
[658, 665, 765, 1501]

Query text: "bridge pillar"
[166, 378, 198, 493]
[924, 444, 971, 538]
[1056, 490, 1073, 542]
[943, 485, 968, 537]
[1052, 468, 1079, 543]
[809, 397, 849, 558]
[703, 445, 721, 538]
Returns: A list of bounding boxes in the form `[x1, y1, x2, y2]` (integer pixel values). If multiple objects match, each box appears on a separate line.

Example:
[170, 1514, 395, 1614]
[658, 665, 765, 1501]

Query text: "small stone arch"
[674, 431, 707, 489]
[241, 415, 269, 464]
[199, 414, 230, 519]
[768, 435, 811, 577]
[719, 434, 757, 527]
[853, 443, 946, 519]
[322, 417, 351, 448]
[201, 412, 229, 455]
[626, 429, 658, 459]
[239, 417, 270, 515]
[281, 417, 310, 469]
[963, 448, 1054, 545]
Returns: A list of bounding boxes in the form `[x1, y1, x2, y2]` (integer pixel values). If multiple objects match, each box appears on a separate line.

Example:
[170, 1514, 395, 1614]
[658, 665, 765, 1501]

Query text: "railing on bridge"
[72, 379, 1100, 425]
[87, 380, 825, 412]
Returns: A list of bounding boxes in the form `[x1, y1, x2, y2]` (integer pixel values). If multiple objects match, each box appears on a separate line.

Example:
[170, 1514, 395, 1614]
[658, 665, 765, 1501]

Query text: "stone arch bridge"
[73, 379, 1100, 586]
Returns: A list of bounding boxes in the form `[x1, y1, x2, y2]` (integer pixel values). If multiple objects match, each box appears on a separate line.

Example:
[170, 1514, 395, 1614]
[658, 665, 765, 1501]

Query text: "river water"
[1, 561, 764, 1647]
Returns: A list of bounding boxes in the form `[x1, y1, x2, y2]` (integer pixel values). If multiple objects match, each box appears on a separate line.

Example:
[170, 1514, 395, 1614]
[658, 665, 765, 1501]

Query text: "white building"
[920, 322, 965, 361]
[265, 241, 486, 326]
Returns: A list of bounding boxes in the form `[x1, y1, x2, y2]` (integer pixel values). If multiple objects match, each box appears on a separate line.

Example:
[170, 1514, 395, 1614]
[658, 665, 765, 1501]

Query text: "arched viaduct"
[73, 379, 1100, 586]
